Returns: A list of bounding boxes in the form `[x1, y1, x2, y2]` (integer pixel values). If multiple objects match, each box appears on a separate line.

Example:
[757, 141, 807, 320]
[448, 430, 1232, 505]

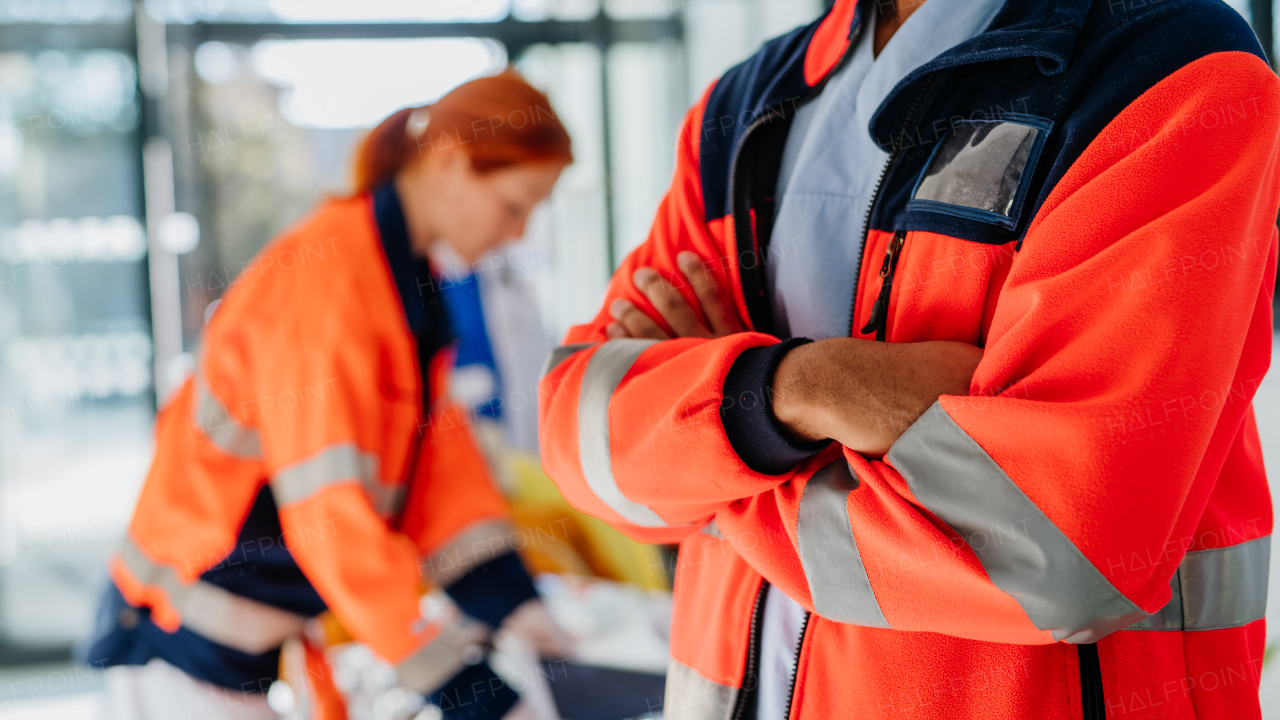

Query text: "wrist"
[720, 337, 829, 474]
[770, 340, 832, 443]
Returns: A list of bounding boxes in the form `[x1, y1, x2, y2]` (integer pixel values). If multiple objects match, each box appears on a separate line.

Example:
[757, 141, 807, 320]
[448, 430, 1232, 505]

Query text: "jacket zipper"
[715, 26, 925, 720]
[847, 73, 940, 338]
[1077, 643, 1105, 720]
[780, 611, 812, 720]
[859, 229, 906, 341]
[728, 13, 866, 333]
[730, 580, 770, 720]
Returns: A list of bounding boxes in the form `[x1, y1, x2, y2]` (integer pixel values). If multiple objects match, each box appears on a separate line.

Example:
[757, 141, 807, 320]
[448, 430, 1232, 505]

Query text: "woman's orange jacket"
[102, 189, 525, 696]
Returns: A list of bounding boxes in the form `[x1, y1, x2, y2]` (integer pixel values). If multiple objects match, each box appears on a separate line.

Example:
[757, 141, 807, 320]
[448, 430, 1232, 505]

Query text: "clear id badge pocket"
[907, 115, 1052, 230]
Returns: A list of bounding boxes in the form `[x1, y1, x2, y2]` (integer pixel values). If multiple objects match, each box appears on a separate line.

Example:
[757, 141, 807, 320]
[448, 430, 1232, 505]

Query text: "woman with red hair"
[85, 70, 573, 720]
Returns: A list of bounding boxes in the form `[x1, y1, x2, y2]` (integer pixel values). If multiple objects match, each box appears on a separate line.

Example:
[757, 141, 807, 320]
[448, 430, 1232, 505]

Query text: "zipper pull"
[859, 230, 907, 341]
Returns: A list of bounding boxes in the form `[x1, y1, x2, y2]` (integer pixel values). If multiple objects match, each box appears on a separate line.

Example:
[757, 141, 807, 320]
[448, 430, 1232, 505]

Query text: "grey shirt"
[767, 0, 1006, 340]
[755, 1, 1006, 719]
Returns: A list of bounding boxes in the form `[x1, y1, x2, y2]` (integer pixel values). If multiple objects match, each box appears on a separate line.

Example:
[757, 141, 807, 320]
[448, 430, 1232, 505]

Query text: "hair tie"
[406, 106, 431, 138]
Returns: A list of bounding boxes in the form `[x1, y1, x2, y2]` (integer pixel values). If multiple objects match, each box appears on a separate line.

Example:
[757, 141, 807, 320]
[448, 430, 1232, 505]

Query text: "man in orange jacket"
[539, 0, 1280, 718]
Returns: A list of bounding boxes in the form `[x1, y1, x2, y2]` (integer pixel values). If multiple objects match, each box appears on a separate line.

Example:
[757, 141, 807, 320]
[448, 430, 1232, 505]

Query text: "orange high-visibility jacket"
[89, 185, 535, 707]
[539, 0, 1279, 718]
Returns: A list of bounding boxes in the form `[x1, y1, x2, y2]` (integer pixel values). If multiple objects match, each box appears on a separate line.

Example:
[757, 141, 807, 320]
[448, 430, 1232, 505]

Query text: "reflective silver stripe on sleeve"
[1128, 535, 1270, 632]
[541, 342, 596, 379]
[663, 660, 737, 720]
[577, 339, 671, 527]
[271, 442, 404, 515]
[797, 460, 890, 628]
[1181, 535, 1269, 629]
[193, 372, 262, 459]
[420, 520, 516, 587]
[887, 402, 1145, 643]
[1127, 572, 1184, 630]
[119, 538, 306, 654]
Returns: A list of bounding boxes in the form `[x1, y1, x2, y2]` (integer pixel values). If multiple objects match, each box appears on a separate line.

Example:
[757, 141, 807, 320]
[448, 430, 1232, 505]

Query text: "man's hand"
[772, 339, 983, 455]
[606, 252, 979, 454]
[606, 251, 745, 339]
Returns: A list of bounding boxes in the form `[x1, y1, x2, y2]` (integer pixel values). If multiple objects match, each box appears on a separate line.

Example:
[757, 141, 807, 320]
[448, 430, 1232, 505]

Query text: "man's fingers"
[633, 268, 710, 338]
[611, 257, 740, 342]
[610, 299, 670, 340]
[676, 251, 745, 336]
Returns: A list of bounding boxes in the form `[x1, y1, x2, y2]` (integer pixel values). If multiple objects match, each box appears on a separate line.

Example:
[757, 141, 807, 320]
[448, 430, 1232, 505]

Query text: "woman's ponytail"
[351, 107, 417, 193]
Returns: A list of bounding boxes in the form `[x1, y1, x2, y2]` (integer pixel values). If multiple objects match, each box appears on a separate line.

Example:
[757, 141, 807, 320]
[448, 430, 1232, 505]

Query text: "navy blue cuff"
[428, 661, 519, 720]
[443, 551, 539, 628]
[721, 338, 830, 475]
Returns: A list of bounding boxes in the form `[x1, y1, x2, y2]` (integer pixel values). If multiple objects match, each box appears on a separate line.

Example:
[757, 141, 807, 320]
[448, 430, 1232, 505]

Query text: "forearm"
[771, 339, 982, 454]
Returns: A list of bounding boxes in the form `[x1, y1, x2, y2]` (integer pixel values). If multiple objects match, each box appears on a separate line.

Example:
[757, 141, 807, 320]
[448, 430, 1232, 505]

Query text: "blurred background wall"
[0, 0, 1277, 716]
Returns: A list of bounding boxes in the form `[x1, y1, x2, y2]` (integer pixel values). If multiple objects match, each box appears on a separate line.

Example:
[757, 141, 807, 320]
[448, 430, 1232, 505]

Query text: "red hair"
[351, 69, 573, 193]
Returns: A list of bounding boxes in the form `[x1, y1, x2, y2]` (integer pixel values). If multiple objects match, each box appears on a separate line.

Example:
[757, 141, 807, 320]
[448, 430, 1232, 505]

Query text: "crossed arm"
[607, 250, 982, 455]
[543, 55, 1280, 643]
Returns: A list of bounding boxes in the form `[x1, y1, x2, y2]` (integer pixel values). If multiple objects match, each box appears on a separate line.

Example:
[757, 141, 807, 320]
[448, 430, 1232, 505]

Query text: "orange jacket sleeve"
[539, 84, 801, 544]
[233, 281, 433, 666]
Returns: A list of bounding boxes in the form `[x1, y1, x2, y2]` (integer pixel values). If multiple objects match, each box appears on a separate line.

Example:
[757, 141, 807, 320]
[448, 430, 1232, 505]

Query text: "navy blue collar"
[954, 0, 1091, 76]
[371, 182, 453, 367]
[865, 0, 1090, 148]
[846, 0, 1089, 77]
[746, 0, 1091, 133]
[373, 181, 431, 332]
